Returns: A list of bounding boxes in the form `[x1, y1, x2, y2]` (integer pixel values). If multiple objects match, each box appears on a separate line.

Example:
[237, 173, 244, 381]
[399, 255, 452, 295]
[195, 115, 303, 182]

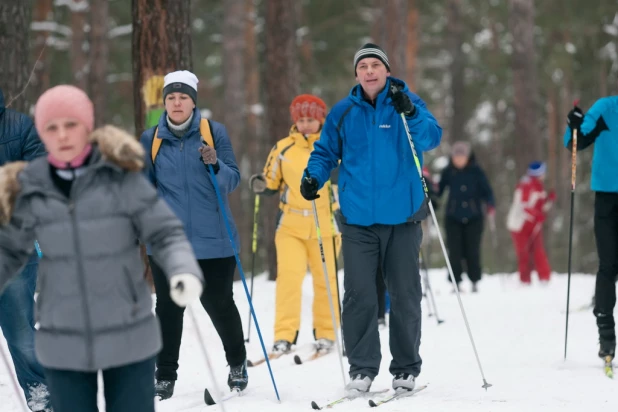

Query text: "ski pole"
[394, 86, 491, 390]
[180, 288, 227, 412]
[420, 249, 444, 324]
[245, 194, 260, 343]
[326, 181, 346, 357]
[565, 100, 579, 360]
[309, 196, 347, 389]
[0, 340, 29, 412]
[207, 164, 281, 402]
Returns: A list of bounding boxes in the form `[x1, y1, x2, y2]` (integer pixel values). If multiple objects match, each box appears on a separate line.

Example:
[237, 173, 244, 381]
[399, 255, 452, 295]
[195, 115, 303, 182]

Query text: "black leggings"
[150, 256, 246, 380]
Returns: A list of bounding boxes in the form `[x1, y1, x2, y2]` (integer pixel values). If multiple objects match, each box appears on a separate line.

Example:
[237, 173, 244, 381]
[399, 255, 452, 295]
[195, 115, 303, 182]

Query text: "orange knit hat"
[289, 94, 327, 124]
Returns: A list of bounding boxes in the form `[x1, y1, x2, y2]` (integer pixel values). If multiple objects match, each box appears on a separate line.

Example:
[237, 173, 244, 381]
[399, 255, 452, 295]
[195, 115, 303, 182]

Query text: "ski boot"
[392, 373, 416, 391]
[599, 331, 616, 359]
[345, 374, 373, 397]
[315, 338, 334, 352]
[271, 339, 292, 355]
[155, 379, 175, 400]
[228, 359, 248, 391]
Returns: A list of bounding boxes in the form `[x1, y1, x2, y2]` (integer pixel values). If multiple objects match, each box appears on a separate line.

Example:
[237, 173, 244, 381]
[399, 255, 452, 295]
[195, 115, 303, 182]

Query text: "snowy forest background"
[0, 0, 617, 279]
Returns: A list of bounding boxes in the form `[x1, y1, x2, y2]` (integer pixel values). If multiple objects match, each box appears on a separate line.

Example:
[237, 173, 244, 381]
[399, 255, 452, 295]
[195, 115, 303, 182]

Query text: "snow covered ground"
[1, 270, 616, 411]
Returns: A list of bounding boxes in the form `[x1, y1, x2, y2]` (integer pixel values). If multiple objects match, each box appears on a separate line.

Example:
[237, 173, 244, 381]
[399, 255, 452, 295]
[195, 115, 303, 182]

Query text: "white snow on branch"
[54, 0, 89, 12]
[45, 35, 70, 50]
[31, 21, 72, 37]
[106, 73, 132, 83]
[108, 24, 132, 39]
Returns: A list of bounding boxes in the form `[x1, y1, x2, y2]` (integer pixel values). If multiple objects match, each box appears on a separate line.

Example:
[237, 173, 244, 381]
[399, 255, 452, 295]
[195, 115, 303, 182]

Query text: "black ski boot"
[155, 379, 175, 400]
[599, 330, 616, 359]
[228, 359, 248, 391]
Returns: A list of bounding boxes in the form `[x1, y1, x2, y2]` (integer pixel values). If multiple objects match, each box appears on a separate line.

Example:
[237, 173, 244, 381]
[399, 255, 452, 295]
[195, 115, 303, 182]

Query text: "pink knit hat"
[34, 85, 94, 134]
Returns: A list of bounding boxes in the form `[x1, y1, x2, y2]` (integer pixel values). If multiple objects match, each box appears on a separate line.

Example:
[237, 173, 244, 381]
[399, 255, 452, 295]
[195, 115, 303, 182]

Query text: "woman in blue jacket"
[438, 141, 495, 292]
[139, 71, 247, 400]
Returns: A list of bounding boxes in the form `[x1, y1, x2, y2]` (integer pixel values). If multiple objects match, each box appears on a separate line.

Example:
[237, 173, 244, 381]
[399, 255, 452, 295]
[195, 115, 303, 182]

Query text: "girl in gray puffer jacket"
[0, 85, 204, 412]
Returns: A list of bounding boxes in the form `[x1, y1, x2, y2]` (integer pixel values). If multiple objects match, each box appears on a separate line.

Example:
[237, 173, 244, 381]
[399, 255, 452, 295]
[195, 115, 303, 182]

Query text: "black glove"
[567, 106, 583, 130]
[391, 91, 416, 117]
[300, 169, 320, 200]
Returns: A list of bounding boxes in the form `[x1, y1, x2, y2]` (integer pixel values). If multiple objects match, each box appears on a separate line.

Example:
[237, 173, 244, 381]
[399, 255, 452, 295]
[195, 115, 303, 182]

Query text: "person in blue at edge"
[564, 96, 618, 364]
[0, 87, 51, 411]
[300, 43, 442, 395]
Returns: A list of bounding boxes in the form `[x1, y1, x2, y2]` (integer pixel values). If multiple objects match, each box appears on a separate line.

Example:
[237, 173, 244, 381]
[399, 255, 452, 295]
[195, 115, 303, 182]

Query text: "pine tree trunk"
[0, 0, 33, 113]
[448, 0, 466, 142]
[263, 0, 299, 280]
[245, 0, 263, 274]
[132, 0, 192, 286]
[223, 0, 248, 273]
[132, 0, 193, 137]
[508, 0, 542, 176]
[31, 0, 53, 103]
[90, 0, 109, 127]
[406, 0, 419, 91]
[71, 0, 89, 91]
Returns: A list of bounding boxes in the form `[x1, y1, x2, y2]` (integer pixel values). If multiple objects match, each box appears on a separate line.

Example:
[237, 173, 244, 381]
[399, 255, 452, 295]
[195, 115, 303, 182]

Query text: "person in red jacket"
[506, 161, 555, 284]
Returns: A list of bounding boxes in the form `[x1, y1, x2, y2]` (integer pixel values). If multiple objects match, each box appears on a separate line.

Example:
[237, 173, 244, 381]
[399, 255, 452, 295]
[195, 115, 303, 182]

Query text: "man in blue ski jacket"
[301, 43, 442, 394]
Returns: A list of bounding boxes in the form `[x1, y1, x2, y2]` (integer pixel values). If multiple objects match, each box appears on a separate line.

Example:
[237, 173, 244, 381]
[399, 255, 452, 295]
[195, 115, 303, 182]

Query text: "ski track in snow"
[1, 271, 616, 411]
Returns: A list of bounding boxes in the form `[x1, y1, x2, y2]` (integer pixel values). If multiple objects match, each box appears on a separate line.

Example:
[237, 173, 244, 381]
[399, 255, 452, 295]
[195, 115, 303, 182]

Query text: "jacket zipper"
[68, 177, 95, 370]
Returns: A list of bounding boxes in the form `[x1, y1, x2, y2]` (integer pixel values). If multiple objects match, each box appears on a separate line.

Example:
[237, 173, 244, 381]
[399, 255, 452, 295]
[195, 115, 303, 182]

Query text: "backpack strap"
[151, 118, 215, 164]
[199, 118, 215, 148]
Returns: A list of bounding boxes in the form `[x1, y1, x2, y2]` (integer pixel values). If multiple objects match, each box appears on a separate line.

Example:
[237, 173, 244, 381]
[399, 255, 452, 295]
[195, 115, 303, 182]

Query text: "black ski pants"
[445, 217, 484, 284]
[341, 221, 423, 379]
[150, 256, 246, 381]
[593, 192, 618, 336]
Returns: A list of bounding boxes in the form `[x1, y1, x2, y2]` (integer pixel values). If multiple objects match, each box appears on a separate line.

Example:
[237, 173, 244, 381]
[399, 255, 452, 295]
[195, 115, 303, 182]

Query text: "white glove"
[169, 274, 203, 307]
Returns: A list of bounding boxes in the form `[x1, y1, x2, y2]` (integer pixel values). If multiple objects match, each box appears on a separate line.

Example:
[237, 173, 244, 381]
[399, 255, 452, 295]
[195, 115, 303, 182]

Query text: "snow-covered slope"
[1, 271, 616, 411]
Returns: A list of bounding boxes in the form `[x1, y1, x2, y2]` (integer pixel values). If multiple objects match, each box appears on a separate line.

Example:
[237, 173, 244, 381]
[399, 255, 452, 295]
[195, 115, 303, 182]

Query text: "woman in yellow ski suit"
[250, 94, 341, 355]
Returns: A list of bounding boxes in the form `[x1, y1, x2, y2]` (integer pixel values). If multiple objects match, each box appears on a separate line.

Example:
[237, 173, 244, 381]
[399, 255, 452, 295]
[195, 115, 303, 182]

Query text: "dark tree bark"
[263, 0, 299, 280]
[132, 0, 192, 137]
[31, 0, 53, 103]
[406, 0, 419, 91]
[447, 0, 466, 142]
[223, 0, 248, 271]
[89, 0, 109, 127]
[0, 0, 33, 113]
[70, 0, 89, 91]
[372, 0, 407, 75]
[508, 0, 543, 175]
[132, 0, 192, 285]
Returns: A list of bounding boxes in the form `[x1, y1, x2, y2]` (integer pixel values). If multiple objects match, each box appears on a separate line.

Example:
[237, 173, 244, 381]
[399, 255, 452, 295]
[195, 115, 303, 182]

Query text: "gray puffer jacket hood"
[0, 125, 203, 372]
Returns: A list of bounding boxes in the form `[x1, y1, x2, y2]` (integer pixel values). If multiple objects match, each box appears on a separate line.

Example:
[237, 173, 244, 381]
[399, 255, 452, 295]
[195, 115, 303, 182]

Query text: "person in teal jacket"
[139, 70, 247, 400]
[564, 96, 617, 362]
[301, 43, 442, 395]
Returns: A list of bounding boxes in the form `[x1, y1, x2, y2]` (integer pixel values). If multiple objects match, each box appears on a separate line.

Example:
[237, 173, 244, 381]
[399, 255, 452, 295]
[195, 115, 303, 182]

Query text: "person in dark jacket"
[140, 70, 248, 400]
[438, 141, 495, 292]
[0, 88, 51, 411]
[302, 43, 442, 395]
[0, 85, 204, 412]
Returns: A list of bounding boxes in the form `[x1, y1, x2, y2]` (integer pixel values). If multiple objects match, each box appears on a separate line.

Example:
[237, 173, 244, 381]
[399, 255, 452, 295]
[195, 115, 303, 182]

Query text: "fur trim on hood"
[0, 125, 144, 225]
[89, 125, 145, 172]
[0, 161, 27, 225]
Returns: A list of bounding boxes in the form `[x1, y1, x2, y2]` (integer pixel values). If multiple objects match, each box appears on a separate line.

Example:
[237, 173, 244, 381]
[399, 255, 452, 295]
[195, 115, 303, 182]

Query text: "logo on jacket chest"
[379, 124, 391, 129]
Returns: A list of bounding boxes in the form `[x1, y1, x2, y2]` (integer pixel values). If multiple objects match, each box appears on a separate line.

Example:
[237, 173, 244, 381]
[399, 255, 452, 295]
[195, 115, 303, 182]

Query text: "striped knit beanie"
[353, 43, 391, 74]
